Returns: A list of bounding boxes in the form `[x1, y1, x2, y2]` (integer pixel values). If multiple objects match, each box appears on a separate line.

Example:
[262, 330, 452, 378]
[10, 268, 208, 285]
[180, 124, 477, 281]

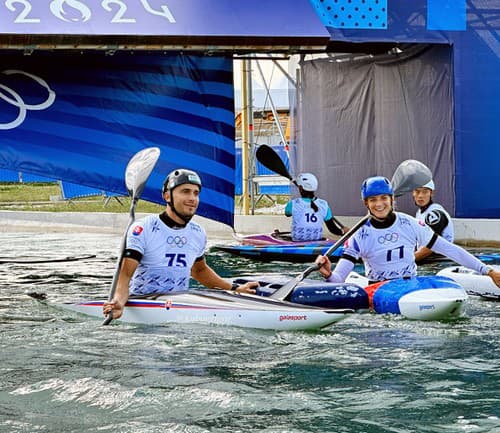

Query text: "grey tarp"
[296, 45, 454, 217]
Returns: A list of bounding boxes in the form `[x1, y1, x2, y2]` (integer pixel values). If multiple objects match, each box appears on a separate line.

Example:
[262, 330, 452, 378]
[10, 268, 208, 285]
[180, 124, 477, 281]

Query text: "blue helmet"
[361, 176, 394, 200]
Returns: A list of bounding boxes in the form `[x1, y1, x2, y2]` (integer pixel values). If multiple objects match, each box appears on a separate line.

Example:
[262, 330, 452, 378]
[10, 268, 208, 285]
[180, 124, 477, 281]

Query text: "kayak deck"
[29, 289, 353, 331]
[437, 266, 500, 300]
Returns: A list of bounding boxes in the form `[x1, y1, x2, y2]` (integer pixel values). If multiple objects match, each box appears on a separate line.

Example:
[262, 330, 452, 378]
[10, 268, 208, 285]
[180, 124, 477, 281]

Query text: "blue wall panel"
[427, 0, 466, 31]
[311, 0, 387, 30]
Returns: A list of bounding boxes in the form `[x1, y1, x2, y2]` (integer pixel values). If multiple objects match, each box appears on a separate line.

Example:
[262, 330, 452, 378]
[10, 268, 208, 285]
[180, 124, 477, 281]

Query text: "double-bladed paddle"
[103, 147, 160, 325]
[269, 159, 432, 301]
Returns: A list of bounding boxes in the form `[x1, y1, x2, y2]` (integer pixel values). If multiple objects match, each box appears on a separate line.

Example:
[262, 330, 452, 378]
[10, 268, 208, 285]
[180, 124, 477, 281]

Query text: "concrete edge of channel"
[0, 210, 499, 247]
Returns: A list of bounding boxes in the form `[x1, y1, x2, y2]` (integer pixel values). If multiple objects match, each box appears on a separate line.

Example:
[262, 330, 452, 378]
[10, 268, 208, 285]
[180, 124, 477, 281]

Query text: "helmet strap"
[166, 194, 191, 224]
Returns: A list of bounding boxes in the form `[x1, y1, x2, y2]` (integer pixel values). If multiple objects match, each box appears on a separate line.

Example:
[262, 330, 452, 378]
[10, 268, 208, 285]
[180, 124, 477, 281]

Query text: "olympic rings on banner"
[167, 236, 187, 247]
[378, 232, 399, 244]
[0, 70, 56, 130]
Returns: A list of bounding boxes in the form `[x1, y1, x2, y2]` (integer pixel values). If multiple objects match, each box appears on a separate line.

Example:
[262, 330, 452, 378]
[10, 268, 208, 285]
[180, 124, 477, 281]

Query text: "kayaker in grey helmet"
[315, 176, 500, 288]
[103, 168, 257, 320]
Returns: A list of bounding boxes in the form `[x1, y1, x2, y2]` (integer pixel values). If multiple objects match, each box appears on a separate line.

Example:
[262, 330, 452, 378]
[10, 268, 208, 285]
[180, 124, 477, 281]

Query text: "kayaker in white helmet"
[284, 172, 349, 242]
[103, 168, 258, 320]
[314, 176, 500, 289]
[413, 179, 454, 262]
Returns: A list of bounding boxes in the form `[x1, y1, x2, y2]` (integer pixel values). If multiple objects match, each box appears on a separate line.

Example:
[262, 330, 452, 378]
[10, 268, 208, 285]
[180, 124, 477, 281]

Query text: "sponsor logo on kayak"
[279, 314, 307, 322]
[132, 225, 143, 236]
[419, 304, 435, 311]
[165, 300, 172, 310]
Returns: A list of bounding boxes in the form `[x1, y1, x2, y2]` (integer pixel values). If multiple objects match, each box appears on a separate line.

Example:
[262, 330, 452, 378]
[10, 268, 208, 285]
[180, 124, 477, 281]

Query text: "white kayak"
[28, 289, 352, 331]
[436, 266, 500, 300]
[345, 272, 468, 320]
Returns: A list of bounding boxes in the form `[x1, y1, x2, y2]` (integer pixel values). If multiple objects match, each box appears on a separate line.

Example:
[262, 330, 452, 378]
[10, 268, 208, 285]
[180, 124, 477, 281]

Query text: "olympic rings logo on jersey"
[378, 232, 399, 244]
[0, 70, 56, 130]
[167, 235, 187, 247]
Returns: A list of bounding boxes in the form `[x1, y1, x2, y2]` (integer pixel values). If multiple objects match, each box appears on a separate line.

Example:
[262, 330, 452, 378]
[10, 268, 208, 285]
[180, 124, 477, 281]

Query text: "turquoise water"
[0, 232, 499, 433]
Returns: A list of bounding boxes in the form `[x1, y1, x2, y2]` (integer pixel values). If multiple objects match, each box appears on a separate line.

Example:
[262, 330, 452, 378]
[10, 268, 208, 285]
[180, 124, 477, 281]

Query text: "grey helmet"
[162, 169, 202, 195]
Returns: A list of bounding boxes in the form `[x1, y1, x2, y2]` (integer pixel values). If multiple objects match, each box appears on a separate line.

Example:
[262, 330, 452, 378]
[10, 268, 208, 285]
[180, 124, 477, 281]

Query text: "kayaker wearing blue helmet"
[103, 168, 257, 320]
[315, 176, 500, 288]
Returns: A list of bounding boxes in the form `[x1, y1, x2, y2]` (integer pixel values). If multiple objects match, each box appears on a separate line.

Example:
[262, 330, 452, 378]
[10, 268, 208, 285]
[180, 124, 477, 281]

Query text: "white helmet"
[296, 173, 318, 192]
[422, 179, 435, 190]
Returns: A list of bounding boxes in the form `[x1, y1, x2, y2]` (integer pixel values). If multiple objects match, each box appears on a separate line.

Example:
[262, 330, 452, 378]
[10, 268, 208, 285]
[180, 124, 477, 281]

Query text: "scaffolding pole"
[240, 59, 254, 215]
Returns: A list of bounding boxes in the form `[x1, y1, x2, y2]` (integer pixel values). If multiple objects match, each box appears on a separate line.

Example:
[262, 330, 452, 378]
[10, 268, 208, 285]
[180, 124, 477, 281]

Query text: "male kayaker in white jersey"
[103, 169, 258, 320]
[314, 176, 500, 287]
[284, 172, 349, 241]
[413, 179, 454, 262]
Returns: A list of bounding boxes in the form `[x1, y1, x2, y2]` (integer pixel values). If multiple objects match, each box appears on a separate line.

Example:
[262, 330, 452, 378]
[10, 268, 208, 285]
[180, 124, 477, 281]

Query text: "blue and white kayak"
[437, 266, 500, 300]
[27, 289, 352, 331]
[237, 273, 468, 321]
[345, 273, 468, 320]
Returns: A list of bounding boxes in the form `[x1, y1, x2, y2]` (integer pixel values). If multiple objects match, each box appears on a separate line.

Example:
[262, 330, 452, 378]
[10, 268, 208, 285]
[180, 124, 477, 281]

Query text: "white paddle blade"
[391, 159, 432, 197]
[125, 147, 161, 197]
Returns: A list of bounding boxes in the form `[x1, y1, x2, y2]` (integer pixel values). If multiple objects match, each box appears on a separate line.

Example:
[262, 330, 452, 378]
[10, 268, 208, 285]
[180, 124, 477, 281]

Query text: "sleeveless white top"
[344, 212, 434, 281]
[285, 197, 332, 241]
[126, 214, 206, 295]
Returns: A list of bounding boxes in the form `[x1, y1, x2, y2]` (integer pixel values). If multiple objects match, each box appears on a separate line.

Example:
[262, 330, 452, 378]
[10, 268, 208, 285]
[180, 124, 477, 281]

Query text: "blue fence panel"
[59, 181, 103, 200]
[235, 146, 291, 195]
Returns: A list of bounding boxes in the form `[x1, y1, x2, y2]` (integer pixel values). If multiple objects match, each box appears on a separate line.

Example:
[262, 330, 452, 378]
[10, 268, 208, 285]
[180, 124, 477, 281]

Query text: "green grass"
[0, 182, 163, 213]
[0, 182, 289, 213]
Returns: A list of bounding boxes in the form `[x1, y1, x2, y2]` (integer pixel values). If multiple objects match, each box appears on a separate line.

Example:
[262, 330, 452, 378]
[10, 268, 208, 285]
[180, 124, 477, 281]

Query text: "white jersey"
[343, 212, 434, 282]
[415, 202, 454, 242]
[126, 214, 206, 295]
[285, 197, 332, 241]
